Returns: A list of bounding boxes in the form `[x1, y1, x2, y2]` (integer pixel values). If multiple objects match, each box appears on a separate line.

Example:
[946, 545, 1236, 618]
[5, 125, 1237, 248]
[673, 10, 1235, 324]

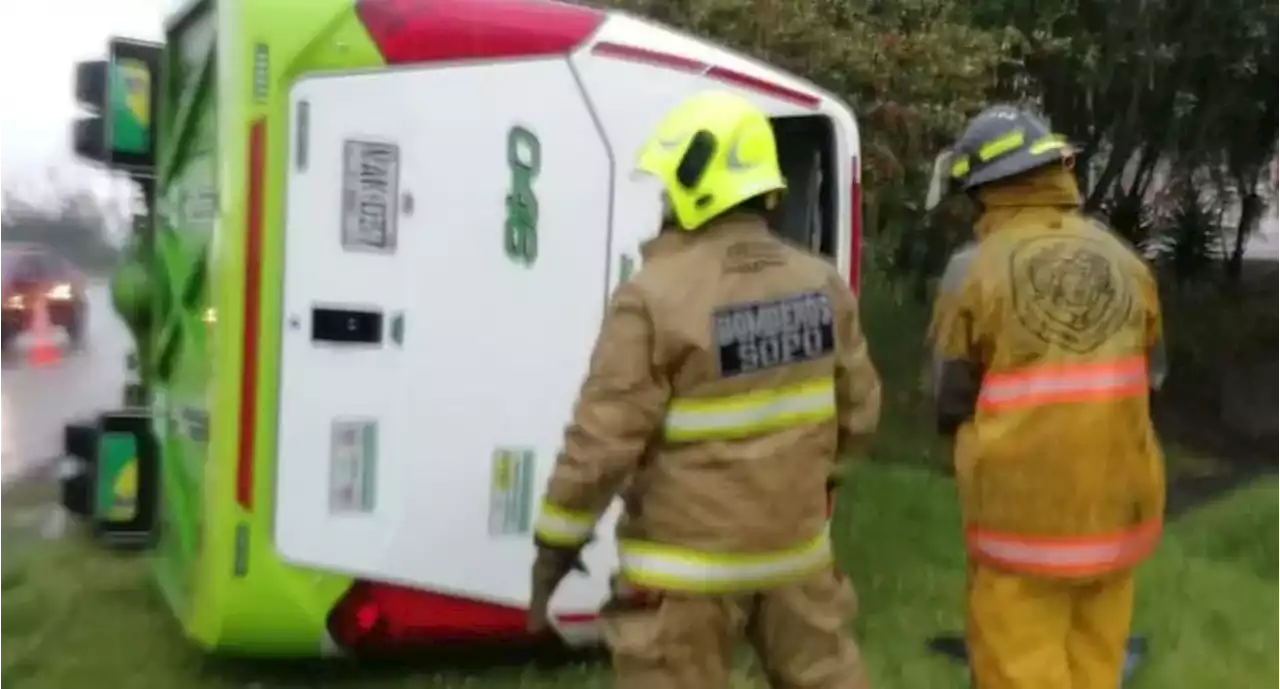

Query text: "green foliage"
[857, 262, 947, 468]
[969, 0, 1277, 279]
[1151, 187, 1226, 284]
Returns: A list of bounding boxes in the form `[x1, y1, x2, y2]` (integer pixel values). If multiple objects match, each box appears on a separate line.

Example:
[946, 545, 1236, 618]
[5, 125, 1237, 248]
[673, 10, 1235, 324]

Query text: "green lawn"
[3, 464, 1276, 689]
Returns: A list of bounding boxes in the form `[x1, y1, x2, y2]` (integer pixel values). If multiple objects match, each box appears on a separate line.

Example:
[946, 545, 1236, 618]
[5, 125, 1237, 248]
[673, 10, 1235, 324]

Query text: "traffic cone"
[27, 296, 61, 367]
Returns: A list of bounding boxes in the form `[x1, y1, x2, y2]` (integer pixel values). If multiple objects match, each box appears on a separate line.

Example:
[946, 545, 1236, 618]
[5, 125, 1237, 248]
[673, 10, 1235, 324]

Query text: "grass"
[3, 464, 1276, 689]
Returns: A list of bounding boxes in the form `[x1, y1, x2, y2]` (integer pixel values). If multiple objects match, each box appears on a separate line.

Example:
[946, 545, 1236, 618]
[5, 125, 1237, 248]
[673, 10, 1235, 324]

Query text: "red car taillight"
[326, 579, 597, 653]
[328, 580, 530, 652]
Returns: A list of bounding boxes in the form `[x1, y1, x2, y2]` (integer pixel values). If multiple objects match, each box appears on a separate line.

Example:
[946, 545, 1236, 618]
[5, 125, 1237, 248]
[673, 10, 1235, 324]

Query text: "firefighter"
[925, 105, 1167, 689]
[526, 90, 882, 689]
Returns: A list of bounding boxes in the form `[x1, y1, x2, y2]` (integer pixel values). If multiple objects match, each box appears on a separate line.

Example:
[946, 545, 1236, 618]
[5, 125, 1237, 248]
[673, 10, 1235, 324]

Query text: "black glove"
[527, 539, 591, 634]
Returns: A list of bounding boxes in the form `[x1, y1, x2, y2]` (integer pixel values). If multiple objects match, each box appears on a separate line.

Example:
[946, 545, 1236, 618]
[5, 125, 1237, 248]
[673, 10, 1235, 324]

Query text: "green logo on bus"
[504, 126, 541, 266]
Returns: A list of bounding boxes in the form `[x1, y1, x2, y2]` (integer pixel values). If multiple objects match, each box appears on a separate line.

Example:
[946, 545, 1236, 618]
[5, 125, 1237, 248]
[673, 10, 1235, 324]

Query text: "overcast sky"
[0, 0, 170, 209]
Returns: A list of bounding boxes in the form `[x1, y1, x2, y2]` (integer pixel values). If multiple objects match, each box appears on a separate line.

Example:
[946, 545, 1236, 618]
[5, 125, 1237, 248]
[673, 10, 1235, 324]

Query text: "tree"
[1181, 0, 1279, 282]
[967, 0, 1278, 280]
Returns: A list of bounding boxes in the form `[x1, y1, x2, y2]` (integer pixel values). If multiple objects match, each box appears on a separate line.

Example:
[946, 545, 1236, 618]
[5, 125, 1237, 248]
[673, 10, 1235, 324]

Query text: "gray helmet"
[924, 105, 1074, 210]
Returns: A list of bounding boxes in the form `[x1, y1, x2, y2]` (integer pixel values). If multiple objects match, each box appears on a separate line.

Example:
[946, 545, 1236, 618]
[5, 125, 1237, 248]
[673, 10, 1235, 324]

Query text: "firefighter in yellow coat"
[526, 91, 882, 689]
[926, 106, 1167, 689]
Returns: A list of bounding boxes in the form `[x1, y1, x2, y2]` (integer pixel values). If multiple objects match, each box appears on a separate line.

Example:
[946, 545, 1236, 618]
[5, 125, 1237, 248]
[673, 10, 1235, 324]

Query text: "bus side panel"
[151, 0, 219, 639]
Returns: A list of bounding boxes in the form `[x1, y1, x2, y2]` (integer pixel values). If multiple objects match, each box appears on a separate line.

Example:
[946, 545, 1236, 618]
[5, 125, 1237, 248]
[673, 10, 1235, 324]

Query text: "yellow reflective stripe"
[663, 378, 836, 442]
[618, 529, 833, 593]
[533, 502, 596, 547]
[1028, 135, 1068, 155]
[952, 134, 1067, 181]
[978, 131, 1026, 161]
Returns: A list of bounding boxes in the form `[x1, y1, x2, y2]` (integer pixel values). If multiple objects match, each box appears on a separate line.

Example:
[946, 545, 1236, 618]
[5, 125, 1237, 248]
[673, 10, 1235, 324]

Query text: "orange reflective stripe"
[966, 520, 1162, 577]
[977, 356, 1148, 411]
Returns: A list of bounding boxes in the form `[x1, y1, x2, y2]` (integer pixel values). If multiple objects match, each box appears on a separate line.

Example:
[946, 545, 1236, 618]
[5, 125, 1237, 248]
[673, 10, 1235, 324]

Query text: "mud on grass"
[3, 466, 1277, 689]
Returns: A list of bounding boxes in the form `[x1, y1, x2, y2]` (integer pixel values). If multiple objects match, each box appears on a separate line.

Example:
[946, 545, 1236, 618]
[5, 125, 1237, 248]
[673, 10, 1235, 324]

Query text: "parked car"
[2, 244, 89, 353]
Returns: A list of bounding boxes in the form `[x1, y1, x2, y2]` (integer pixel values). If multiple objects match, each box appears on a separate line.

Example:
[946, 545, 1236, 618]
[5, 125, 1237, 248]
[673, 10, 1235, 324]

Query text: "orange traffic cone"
[27, 296, 61, 367]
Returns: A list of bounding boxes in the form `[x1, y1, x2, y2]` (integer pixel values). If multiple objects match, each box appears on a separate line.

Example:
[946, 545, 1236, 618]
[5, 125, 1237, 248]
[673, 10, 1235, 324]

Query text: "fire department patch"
[1009, 235, 1134, 354]
[713, 291, 836, 378]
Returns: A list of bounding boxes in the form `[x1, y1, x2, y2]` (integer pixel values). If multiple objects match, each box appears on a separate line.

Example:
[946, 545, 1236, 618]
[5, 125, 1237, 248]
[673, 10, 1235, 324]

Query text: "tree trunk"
[1227, 190, 1263, 284]
[1085, 138, 1138, 211]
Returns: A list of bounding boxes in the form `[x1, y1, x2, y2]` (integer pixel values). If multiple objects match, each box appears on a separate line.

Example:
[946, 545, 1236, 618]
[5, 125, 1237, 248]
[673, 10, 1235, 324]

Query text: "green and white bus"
[71, 0, 864, 657]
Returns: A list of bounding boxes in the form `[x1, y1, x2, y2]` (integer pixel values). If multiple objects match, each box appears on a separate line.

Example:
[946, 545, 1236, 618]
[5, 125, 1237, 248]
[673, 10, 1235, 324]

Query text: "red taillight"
[327, 580, 596, 652]
[237, 120, 266, 511]
[849, 156, 863, 293]
[354, 602, 381, 633]
[355, 0, 604, 65]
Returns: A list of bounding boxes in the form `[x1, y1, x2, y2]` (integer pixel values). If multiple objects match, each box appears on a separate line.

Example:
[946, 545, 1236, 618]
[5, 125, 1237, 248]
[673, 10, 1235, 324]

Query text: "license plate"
[341, 140, 399, 252]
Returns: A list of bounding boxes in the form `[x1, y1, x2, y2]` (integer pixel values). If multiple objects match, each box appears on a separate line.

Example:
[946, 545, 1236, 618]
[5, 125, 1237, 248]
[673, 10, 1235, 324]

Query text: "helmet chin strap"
[966, 189, 985, 214]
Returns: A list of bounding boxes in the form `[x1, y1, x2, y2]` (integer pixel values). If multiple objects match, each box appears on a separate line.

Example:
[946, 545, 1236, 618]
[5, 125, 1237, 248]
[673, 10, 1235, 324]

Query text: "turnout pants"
[967, 562, 1136, 689]
[601, 569, 869, 689]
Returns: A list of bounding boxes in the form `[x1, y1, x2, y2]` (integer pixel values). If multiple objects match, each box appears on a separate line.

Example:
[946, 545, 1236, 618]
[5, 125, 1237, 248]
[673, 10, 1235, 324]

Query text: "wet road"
[2, 283, 131, 481]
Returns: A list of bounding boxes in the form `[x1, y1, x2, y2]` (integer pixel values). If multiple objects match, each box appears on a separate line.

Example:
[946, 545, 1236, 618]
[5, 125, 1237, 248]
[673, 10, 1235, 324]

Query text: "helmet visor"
[924, 149, 955, 212]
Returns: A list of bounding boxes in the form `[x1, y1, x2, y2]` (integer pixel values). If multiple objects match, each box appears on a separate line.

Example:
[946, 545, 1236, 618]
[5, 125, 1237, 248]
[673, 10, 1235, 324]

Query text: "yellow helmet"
[634, 91, 786, 231]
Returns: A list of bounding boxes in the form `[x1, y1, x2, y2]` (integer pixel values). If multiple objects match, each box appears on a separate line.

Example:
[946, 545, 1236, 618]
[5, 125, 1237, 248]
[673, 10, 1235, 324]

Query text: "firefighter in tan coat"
[926, 106, 1167, 689]
[526, 91, 882, 689]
